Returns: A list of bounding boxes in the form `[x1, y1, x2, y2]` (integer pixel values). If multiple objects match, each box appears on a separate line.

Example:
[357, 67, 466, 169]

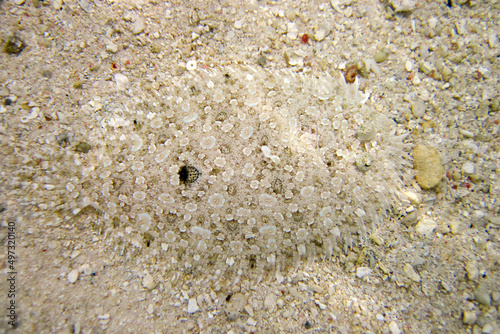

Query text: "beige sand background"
[1, 0, 499, 333]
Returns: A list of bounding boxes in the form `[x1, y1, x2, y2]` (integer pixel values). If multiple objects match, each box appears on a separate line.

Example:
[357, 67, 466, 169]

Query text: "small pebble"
[449, 220, 465, 234]
[465, 261, 479, 281]
[414, 217, 437, 235]
[488, 216, 500, 227]
[175, 65, 186, 76]
[482, 324, 494, 334]
[403, 191, 422, 205]
[314, 24, 329, 41]
[73, 322, 81, 334]
[106, 42, 118, 53]
[150, 44, 161, 53]
[67, 269, 79, 283]
[132, 18, 146, 35]
[474, 285, 491, 306]
[264, 293, 277, 312]
[0, 87, 9, 97]
[374, 51, 388, 63]
[114, 73, 130, 90]
[225, 292, 247, 315]
[476, 101, 490, 117]
[234, 19, 244, 29]
[490, 99, 499, 112]
[142, 273, 156, 290]
[411, 100, 426, 118]
[356, 267, 372, 278]
[405, 60, 413, 72]
[287, 23, 298, 40]
[413, 145, 444, 189]
[80, 263, 93, 276]
[257, 56, 267, 67]
[276, 298, 285, 309]
[492, 291, 500, 303]
[459, 129, 475, 138]
[4, 35, 25, 54]
[97, 314, 110, 320]
[441, 281, 452, 292]
[441, 66, 452, 82]
[389, 0, 417, 12]
[403, 263, 421, 282]
[75, 142, 92, 153]
[388, 321, 402, 334]
[79, 0, 92, 12]
[462, 310, 477, 325]
[462, 162, 476, 175]
[246, 317, 257, 326]
[187, 298, 199, 313]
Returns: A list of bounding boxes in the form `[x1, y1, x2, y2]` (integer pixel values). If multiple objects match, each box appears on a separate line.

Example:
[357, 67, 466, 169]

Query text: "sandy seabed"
[0, 0, 499, 333]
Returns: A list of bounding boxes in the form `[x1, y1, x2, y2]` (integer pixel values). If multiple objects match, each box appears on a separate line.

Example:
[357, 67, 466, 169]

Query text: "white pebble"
[132, 17, 145, 35]
[315, 300, 327, 310]
[142, 273, 156, 290]
[314, 25, 328, 41]
[186, 60, 197, 71]
[356, 267, 372, 278]
[114, 73, 129, 90]
[106, 42, 118, 53]
[187, 298, 199, 313]
[462, 162, 475, 175]
[97, 314, 110, 320]
[403, 191, 422, 205]
[67, 269, 79, 284]
[287, 23, 298, 40]
[261, 145, 271, 157]
[412, 74, 421, 85]
[234, 19, 244, 29]
[183, 113, 198, 123]
[388, 321, 402, 334]
[80, 263, 93, 276]
[459, 129, 475, 138]
[414, 217, 437, 235]
[20, 108, 39, 123]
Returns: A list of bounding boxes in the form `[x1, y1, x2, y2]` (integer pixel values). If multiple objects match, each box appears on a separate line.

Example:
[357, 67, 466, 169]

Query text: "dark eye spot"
[179, 165, 201, 184]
